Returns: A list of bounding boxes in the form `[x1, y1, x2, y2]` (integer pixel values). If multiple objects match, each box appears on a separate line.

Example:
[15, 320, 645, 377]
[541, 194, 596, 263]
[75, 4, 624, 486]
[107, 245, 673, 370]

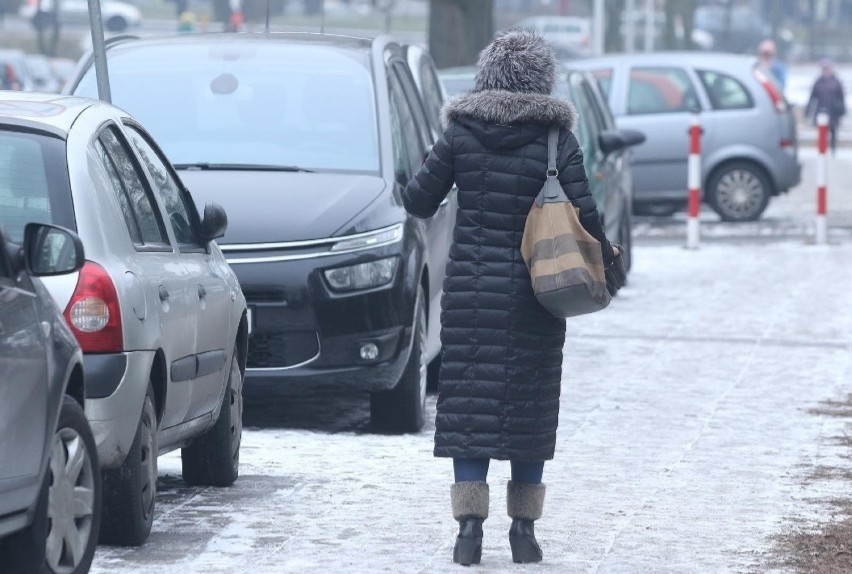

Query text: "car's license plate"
[247, 307, 253, 336]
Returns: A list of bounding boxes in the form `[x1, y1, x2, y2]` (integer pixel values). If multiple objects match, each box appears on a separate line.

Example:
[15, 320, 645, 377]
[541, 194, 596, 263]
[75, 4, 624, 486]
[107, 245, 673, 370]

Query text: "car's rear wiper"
[173, 163, 314, 172]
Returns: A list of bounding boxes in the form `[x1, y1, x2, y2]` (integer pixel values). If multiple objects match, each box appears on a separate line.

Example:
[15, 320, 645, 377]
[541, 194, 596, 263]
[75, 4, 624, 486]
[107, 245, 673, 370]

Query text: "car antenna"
[320, 0, 325, 34]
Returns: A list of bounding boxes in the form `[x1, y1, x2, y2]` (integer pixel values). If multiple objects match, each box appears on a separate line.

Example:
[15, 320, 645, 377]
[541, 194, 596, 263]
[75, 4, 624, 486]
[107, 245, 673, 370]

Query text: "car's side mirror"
[23, 223, 84, 276]
[599, 128, 646, 155]
[200, 203, 228, 243]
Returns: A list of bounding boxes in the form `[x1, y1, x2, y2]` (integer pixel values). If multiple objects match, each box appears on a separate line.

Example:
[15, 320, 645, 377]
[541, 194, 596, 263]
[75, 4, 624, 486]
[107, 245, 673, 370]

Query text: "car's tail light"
[63, 261, 123, 353]
[753, 67, 787, 113]
[780, 138, 794, 148]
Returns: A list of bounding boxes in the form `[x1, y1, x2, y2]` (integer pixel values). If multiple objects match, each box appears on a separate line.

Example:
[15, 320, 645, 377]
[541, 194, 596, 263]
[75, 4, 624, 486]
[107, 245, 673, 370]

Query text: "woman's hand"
[605, 244, 627, 297]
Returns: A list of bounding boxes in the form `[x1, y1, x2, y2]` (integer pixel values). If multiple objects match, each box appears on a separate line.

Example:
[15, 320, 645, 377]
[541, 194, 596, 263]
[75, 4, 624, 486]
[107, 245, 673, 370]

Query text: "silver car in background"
[575, 52, 801, 221]
[0, 93, 248, 548]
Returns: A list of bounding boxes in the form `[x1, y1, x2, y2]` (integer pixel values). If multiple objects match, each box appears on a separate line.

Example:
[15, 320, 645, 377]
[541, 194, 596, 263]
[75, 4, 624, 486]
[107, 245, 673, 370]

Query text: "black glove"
[605, 244, 627, 297]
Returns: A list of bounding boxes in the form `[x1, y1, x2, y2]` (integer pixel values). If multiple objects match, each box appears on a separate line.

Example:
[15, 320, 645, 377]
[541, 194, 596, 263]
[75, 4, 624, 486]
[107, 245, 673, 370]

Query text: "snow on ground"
[89, 149, 852, 573]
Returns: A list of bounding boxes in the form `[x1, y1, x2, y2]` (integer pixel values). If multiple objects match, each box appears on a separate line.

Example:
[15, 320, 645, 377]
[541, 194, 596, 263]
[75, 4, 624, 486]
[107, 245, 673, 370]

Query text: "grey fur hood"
[442, 90, 575, 129]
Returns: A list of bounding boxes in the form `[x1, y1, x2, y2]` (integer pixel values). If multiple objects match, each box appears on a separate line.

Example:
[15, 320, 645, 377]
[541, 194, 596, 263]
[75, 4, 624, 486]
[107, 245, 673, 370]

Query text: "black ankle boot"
[450, 481, 489, 566]
[453, 516, 484, 566]
[509, 518, 542, 563]
[506, 481, 545, 564]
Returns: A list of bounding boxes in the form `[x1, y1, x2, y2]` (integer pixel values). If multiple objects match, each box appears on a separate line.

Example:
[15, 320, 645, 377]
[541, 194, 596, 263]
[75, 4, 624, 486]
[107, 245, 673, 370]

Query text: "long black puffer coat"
[402, 89, 614, 462]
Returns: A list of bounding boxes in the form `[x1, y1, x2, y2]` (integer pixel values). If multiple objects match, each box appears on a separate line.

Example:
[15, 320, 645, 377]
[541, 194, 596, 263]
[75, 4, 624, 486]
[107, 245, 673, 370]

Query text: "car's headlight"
[324, 257, 398, 291]
[330, 224, 403, 253]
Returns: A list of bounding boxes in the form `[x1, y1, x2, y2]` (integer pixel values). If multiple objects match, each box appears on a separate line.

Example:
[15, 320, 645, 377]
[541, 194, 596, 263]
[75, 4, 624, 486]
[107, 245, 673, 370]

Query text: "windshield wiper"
[173, 163, 314, 173]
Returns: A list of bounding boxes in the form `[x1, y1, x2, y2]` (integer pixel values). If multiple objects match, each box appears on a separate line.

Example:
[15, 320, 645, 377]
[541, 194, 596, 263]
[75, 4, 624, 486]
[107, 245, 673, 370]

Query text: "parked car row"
[0, 48, 76, 93]
[0, 91, 248, 572]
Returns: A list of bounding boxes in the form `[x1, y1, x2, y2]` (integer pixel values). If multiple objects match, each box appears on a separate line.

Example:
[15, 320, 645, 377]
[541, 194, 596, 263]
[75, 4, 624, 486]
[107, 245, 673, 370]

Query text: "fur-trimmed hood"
[442, 89, 575, 129]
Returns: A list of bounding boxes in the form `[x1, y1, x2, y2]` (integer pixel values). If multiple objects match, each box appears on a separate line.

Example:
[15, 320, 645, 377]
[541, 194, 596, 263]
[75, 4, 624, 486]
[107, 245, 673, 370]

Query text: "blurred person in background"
[807, 58, 846, 153]
[402, 30, 625, 566]
[758, 39, 786, 90]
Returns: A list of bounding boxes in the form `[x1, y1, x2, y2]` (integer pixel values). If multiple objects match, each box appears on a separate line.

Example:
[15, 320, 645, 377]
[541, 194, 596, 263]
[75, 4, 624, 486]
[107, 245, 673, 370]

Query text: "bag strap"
[535, 127, 566, 207]
[547, 126, 558, 177]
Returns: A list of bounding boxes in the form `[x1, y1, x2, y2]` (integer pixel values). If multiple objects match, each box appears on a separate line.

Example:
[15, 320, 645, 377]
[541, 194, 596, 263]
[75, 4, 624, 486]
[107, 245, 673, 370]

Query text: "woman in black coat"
[402, 30, 624, 565]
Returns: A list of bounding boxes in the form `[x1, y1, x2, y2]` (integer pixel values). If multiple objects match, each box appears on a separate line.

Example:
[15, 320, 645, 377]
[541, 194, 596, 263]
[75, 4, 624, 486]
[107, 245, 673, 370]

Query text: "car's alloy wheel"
[181, 343, 243, 487]
[99, 385, 157, 547]
[45, 397, 101, 574]
[370, 285, 428, 433]
[708, 162, 771, 222]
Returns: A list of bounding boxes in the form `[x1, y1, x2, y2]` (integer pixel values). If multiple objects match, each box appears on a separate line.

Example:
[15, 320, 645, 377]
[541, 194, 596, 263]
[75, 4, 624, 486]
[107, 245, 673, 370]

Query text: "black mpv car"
[69, 34, 456, 432]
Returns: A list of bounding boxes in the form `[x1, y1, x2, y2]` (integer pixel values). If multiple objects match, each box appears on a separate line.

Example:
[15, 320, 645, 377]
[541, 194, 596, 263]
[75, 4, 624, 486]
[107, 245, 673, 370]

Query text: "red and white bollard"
[816, 112, 829, 245]
[687, 114, 702, 250]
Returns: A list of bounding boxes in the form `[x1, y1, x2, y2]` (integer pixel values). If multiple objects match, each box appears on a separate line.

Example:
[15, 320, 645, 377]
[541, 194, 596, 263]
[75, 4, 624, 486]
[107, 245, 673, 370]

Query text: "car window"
[73, 44, 380, 174]
[125, 125, 203, 249]
[98, 126, 169, 247]
[627, 67, 700, 115]
[388, 78, 411, 184]
[0, 134, 52, 242]
[394, 62, 432, 149]
[697, 70, 754, 110]
[418, 57, 445, 138]
[93, 139, 143, 245]
[582, 80, 609, 135]
[0, 131, 74, 243]
[591, 68, 614, 102]
[571, 81, 599, 165]
[388, 68, 425, 181]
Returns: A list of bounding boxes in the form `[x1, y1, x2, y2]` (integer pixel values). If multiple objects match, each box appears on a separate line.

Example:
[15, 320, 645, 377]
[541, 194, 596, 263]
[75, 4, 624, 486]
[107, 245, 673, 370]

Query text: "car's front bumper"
[84, 351, 153, 468]
[226, 240, 419, 392]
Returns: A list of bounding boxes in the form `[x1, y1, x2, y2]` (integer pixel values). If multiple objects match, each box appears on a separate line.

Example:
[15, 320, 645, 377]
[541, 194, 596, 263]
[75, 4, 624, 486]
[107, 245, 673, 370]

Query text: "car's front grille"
[247, 331, 320, 369]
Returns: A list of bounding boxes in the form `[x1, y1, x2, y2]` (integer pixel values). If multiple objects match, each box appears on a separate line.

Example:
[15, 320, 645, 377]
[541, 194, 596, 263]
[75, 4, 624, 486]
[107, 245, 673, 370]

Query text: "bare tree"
[429, 0, 494, 69]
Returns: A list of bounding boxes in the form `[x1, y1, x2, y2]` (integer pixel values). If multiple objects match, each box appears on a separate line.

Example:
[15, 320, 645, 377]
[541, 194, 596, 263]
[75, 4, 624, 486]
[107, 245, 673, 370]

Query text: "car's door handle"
[158, 286, 170, 301]
[198, 285, 207, 300]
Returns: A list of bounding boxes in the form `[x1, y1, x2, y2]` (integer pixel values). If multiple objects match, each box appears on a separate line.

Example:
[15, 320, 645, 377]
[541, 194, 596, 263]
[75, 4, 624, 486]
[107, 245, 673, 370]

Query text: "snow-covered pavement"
[89, 151, 852, 573]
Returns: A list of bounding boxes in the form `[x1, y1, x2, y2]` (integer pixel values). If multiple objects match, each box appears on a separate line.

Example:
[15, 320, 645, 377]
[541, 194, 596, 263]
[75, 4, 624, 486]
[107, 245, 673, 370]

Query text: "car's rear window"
[0, 129, 74, 243]
[74, 43, 381, 174]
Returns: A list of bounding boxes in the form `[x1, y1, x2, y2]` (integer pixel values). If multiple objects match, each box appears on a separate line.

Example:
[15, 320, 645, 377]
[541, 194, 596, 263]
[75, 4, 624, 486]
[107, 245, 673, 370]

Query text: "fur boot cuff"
[450, 481, 489, 520]
[507, 481, 546, 521]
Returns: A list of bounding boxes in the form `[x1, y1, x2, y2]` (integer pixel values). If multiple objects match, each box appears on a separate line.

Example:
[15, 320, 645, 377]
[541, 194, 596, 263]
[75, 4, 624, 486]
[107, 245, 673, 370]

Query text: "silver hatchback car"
[575, 52, 801, 221]
[0, 93, 248, 547]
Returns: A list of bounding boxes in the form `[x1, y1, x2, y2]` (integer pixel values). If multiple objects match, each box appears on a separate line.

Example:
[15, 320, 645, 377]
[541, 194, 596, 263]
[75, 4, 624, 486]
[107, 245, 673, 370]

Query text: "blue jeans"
[453, 458, 544, 484]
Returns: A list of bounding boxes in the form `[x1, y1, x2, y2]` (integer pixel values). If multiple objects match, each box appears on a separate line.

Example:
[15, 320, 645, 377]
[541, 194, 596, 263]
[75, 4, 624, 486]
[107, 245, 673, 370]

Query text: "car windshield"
[74, 43, 381, 174]
[0, 129, 74, 243]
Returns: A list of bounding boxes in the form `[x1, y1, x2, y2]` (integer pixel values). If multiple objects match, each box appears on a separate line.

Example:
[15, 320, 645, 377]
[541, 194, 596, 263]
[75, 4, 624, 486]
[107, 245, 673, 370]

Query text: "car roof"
[0, 92, 96, 137]
[572, 52, 757, 70]
[103, 32, 379, 53]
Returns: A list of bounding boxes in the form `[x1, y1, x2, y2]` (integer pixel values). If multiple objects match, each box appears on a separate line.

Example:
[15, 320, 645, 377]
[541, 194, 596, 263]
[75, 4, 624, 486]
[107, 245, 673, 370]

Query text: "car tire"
[370, 285, 427, 433]
[619, 204, 633, 274]
[105, 16, 128, 32]
[0, 397, 101, 574]
[44, 396, 102, 574]
[707, 161, 771, 222]
[99, 384, 157, 547]
[181, 344, 243, 487]
[426, 354, 441, 394]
